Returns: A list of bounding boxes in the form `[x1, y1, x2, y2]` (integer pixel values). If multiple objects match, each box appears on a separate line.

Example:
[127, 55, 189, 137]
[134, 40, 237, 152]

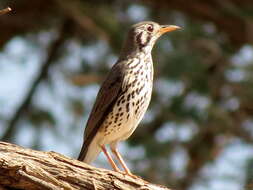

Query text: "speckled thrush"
[78, 21, 180, 176]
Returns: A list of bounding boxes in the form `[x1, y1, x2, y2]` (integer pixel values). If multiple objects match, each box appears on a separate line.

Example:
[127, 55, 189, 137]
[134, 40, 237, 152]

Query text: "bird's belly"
[98, 81, 152, 145]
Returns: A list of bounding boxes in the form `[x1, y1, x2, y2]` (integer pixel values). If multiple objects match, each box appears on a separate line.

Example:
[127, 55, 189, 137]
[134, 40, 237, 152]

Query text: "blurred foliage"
[1, 0, 253, 190]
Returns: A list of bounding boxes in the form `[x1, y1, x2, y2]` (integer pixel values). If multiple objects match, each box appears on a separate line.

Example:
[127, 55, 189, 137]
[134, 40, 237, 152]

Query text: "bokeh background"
[1, 1, 253, 190]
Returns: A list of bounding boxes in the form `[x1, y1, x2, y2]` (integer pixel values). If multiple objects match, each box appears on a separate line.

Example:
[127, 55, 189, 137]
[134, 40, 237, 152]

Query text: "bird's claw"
[120, 171, 140, 179]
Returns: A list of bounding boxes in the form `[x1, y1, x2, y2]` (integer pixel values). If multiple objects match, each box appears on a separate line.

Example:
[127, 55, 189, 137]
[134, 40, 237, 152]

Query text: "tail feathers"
[77, 142, 88, 161]
[78, 140, 101, 164]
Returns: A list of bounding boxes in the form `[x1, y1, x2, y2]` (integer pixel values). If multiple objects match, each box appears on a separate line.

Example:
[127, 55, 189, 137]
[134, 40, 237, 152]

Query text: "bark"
[0, 141, 171, 190]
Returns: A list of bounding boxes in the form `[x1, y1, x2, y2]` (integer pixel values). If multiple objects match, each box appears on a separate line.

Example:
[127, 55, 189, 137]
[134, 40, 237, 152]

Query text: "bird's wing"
[80, 62, 127, 153]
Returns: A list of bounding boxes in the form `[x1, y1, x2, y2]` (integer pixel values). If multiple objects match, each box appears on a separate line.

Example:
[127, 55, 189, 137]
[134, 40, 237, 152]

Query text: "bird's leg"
[101, 145, 120, 172]
[112, 148, 132, 175]
[110, 143, 133, 176]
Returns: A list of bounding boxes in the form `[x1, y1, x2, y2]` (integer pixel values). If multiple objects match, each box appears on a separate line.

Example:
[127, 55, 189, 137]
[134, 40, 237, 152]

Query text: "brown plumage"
[78, 21, 180, 176]
[78, 62, 125, 161]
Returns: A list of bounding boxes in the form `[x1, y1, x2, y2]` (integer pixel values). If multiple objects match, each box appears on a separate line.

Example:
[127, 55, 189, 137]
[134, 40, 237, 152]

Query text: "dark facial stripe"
[136, 32, 151, 50]
[136, 32, 144, 49]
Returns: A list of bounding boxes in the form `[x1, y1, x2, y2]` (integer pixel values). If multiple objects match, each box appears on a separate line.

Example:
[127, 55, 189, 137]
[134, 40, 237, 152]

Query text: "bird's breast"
[123, 57, 153, 119]
[97, 54, 154, 144]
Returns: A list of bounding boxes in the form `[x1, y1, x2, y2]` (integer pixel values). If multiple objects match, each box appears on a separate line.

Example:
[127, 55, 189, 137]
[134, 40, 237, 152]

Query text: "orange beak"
[159, 25, 181, 35]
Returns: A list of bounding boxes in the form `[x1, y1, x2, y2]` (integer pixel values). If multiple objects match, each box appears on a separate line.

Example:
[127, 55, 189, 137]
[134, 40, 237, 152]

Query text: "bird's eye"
[147, 25, 153, 32]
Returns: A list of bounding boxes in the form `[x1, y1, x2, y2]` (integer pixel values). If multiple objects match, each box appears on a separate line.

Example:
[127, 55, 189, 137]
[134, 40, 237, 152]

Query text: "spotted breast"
[98, 52, 153, 145]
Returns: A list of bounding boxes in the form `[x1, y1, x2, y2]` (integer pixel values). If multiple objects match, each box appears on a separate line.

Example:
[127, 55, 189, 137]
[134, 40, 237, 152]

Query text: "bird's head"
[119, 21, 181, 59]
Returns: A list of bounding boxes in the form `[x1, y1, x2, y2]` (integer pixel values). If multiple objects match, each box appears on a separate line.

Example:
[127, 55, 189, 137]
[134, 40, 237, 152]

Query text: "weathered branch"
[0, 7, 11, 16]
[0, 141, 171, 190]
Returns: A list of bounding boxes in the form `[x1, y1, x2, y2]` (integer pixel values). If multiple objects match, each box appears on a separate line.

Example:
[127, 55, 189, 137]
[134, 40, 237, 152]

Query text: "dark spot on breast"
[144, 92, 148, 98]
[141, 84, 145, 90]
[131, 91, 135, 98]
[118, 95, 125, 104]
[136, 32, 144, 49]
[135, 70, 140, 75]
[129, 61, 139, 69]
[135, 105, 140, 115]
[138, 84, 145, 94]
[127, 94, 131, 101]
[126, 102, 130, 112]
[131, 78, 138, 87]
[141, 99, 145, 106]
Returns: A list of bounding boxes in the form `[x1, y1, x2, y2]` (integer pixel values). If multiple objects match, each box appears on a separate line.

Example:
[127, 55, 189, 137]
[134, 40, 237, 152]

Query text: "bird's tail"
[78, 138, 101, 164]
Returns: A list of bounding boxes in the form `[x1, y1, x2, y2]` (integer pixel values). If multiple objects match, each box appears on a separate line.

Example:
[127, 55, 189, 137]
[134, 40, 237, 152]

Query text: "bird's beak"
[159, 25, 181, 35]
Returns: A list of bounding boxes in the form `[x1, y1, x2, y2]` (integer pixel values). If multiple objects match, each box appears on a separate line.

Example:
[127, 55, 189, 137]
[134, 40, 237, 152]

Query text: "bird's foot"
[121, 171, 141, 179]
[127, 172, 138, 179]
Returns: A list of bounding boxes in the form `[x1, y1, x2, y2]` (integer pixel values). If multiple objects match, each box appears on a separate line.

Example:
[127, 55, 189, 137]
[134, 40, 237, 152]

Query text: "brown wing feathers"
[77, 64, 124, 161]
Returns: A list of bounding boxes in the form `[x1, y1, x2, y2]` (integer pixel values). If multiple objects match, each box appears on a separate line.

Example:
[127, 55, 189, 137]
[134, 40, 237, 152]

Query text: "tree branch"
[0, 141, 171, 190]
[55, 0, 109, 42]
[70, 74, 103, 86]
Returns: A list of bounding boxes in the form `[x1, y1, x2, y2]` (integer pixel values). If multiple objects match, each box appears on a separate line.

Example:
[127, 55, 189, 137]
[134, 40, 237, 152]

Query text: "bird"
[78, 21, 180, 176]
